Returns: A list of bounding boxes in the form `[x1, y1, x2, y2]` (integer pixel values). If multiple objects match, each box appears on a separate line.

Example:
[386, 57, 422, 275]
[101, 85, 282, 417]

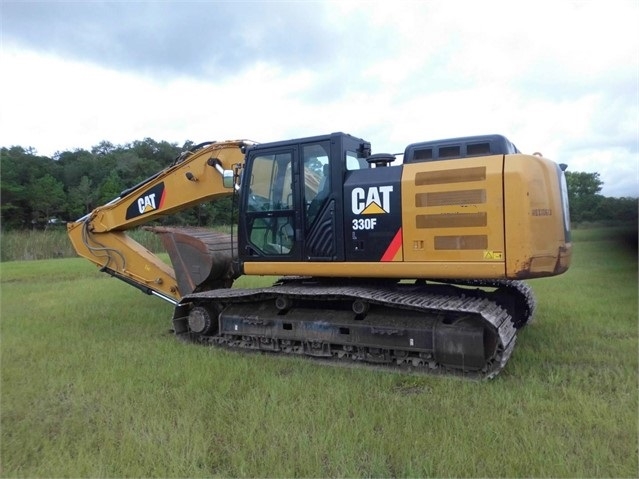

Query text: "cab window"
[245, 152, 295, 256]
[303, 143, 330, 230]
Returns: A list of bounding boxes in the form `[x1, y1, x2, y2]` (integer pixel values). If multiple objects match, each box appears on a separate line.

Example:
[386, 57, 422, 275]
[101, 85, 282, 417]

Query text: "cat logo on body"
[351, 185, 393, 230]
[351, 186, 393, 214]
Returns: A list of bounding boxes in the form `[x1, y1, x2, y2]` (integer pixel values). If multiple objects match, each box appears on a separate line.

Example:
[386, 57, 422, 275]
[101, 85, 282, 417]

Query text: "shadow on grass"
[614, 223, 638, 256]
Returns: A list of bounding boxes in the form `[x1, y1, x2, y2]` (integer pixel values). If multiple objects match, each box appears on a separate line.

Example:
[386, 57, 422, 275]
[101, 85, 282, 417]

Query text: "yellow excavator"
[68, 132, 572, 378]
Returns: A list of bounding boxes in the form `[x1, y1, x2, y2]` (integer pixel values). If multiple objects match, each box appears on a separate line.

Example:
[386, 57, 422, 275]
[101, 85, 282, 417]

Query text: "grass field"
[0, 228, 164, 262]
[1, 227, 637, 477]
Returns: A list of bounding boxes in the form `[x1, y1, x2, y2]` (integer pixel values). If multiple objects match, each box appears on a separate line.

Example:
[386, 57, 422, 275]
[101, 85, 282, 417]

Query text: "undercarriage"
[173, 278, 535, 379]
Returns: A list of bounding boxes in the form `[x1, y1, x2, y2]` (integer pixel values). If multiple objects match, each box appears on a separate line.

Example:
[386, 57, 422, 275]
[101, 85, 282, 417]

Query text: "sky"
[1, 0, 638, 197]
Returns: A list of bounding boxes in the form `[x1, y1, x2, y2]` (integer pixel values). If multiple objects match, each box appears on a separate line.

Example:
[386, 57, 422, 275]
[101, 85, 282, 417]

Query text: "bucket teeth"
[145, 226, 237, 296]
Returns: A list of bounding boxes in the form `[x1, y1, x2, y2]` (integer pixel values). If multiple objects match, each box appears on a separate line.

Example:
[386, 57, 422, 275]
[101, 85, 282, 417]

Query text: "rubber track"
[181, 283, 518, 379]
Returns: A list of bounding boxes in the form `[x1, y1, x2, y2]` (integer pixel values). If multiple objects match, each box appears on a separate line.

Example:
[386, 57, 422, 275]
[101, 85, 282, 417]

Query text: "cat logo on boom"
[125, 182, 166, 220]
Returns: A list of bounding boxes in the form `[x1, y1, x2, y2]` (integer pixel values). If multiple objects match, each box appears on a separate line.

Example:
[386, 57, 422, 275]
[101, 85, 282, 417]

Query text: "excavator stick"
[146, 226, 238, 296]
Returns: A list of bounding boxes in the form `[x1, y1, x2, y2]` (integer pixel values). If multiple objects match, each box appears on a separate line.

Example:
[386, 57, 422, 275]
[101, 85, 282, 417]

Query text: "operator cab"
[238, 132, 372, 263]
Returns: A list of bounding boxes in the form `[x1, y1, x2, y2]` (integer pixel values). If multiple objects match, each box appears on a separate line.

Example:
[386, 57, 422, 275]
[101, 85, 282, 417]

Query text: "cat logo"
[125, 182, 166, 220]
[138, 194, 158, 214]
[351, 186, 393, 215]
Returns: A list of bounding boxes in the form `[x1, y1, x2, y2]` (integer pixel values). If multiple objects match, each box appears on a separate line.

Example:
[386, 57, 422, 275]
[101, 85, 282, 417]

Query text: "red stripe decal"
[159, 188, 167, 209]
[381, 228, 403, 262]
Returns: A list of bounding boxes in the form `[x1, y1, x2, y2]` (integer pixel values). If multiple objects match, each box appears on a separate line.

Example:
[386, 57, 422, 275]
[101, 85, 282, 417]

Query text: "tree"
[91, 140, 116, 156]
[565, 171, 603, 197]
[596, 196, 638, 223]
[68, 175, 95, 218]
[98, 170, 124, 205]
[565, 171, 604, 223]
[28, 174, 66, 228]
[58, 148, 102, 187]
[0, 181, 26, 229]
[1, 146, 63, 228]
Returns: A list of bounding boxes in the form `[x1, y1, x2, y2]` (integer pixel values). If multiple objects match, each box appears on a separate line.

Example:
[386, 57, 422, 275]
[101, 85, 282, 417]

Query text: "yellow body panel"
[244, 261, 505, 279]
[503, 154, 572, 277]
[400, 156, 505, 272]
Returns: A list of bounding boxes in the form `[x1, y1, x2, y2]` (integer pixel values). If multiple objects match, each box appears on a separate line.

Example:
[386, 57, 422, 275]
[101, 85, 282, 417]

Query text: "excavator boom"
[67, 140, 248, 302]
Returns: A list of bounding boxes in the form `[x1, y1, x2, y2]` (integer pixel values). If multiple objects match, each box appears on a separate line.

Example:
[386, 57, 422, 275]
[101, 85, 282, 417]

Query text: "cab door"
[301, 140, 336, 260]
[240, 147, 302, 261]
[239, 136, 346, 263]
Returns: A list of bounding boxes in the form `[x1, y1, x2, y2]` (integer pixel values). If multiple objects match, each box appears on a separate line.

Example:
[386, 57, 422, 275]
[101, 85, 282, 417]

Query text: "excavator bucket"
[145, 226, 238, 297]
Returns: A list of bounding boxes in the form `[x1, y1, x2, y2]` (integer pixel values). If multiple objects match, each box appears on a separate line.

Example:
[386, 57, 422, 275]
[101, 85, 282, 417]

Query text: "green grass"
[0, 228, 165, 262]
[1, 228, 637, 477]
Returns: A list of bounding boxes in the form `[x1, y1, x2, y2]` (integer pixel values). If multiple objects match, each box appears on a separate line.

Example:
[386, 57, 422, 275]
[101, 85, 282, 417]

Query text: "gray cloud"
[2, 1, 636, 197]
[2, 1, 341, 78]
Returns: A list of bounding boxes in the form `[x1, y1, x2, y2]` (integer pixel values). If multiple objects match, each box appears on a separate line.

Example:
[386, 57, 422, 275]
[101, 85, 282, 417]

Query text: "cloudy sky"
[1, 0, 637, 197]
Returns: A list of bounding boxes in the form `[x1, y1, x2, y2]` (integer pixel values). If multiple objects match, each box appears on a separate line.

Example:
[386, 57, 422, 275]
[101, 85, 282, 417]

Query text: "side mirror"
[222, 169, 235, 189]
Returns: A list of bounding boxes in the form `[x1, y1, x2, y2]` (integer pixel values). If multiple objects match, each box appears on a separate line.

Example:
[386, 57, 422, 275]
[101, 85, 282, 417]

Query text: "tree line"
[1, 138, 636, 230]
[565, 171, 637, 224]
[1, 138, 236, 230]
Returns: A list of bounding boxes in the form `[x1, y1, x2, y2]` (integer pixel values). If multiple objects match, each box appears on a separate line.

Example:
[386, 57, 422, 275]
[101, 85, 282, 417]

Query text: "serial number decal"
[531, 208, 552, 216]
